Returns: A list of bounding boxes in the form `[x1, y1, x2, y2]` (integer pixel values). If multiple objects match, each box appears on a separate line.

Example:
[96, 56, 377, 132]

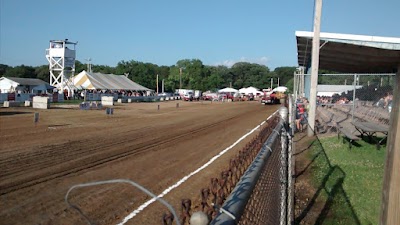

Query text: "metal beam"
[297, 40, 400, 58]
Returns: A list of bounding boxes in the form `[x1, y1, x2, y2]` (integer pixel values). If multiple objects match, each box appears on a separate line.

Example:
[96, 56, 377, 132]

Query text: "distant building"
[0, 77, 54, 94]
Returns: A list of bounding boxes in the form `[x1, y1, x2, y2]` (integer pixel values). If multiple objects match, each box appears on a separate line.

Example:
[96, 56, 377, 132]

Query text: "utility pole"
[86, 58, 92, 73]
[307, 0, 323, 137]
[179, 68, 182, 89]
[380, 65, 400, 225]
[270, 78, 273, 90]
[156, 74, 159, 94]
[278, 77, 280, 87]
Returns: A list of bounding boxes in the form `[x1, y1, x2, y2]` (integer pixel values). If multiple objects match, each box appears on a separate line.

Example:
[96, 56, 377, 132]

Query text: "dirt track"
[0, 101, 278, 225]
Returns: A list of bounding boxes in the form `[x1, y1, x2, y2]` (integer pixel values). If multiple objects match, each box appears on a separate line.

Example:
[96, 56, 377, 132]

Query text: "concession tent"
[72, 70, 152, 91]
[239, 86, 263, 96]
[218, 87, 239, 93]
[272, 86, 288, 93]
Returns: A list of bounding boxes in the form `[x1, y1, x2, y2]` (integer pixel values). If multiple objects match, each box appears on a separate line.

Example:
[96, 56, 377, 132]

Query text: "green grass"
[306, 136, 386, 225]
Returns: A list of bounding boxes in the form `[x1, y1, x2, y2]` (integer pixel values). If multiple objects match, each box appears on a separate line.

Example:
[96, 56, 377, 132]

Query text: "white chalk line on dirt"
[117, 110, 278, 225]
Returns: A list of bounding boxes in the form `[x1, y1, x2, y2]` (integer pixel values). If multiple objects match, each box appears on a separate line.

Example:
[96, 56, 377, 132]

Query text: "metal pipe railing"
[209, 120, 284, 225]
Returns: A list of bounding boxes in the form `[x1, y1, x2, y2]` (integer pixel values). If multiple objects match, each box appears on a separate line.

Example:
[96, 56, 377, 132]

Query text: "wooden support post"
[307, 0, 323, 137]
[380, 65, 400, 224]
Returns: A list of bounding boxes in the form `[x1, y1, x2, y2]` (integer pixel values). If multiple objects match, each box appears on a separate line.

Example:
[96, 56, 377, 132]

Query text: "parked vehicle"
[158, 92, 172, 97]
[193, 90, 202, 101]
[183, 93, 193, 101]
[173, 93, 181, 100]
[203, 93, 218, 101]
[261, 91, 279, 104]
[176, 89, 194, 97]
[219, 92, 235, 101]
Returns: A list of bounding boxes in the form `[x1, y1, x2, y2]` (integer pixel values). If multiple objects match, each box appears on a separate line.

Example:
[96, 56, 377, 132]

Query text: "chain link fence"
[295, 73, 395, 120]
[209, 113, 290, 225]
[236, 131, 282, 225]
[65, 112, 293, 225]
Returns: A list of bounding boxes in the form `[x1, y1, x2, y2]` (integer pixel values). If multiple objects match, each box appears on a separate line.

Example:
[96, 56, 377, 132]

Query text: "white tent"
[239, 86, 262, 96]
[72, 71, 152, 91]
[272, 86, 288, 92]
[238, 88, 247, 93]
[218, 87, 239, 93]
[254, 90, 264, 96]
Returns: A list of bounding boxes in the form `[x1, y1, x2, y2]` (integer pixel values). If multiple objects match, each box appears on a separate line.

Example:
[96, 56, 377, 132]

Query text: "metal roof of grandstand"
[73, 71, 152, 91]
[296, 31, 400, 73]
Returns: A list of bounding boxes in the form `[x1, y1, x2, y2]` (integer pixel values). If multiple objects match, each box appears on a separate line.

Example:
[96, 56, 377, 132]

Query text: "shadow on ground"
[0, 111, 33, 116]
[294, 127, 361, 225]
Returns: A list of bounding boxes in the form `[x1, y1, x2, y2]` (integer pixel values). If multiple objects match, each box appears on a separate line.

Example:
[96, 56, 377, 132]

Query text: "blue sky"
[1, 0, 399, 69]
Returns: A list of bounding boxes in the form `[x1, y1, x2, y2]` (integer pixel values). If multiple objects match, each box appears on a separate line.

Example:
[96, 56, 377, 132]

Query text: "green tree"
[75, 60, 86, 73]
[203, 65, 226, 90]
[93, 65, 115, 74]
[35, 65, 50, 82]
[3, 65, 36, 78]
[165, 66, 180, 92]
[0, 64, 10, 76]
[272, 67, 296, 88]
[229, 62, 271, 89]
[174, 59, 206, 90]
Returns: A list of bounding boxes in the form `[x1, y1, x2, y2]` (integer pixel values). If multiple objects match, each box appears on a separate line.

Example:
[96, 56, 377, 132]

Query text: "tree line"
[0, 59, 297, 92]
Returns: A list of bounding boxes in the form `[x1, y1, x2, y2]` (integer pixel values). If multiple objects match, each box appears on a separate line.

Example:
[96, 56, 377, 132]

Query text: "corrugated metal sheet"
[296, 31, 400, 73]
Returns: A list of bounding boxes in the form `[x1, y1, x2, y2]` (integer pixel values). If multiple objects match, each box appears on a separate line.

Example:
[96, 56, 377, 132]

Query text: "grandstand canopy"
[73, 71, 152, 91]
[296, 31, 400, 73]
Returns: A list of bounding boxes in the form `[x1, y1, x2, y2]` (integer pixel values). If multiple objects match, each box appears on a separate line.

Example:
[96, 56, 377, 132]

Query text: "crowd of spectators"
[316, 96, 333, 105]
[376, 92, 393, 112]
[71, 89, 153, 100]
[295, 97, 309, 132]
[294, 90, 394, 133]
[334, 97, 350, 105]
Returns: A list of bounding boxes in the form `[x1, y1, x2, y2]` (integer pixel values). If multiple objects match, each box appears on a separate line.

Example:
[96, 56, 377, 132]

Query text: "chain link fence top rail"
[170, 116, 280, 225]
[209, 119, 285, 225]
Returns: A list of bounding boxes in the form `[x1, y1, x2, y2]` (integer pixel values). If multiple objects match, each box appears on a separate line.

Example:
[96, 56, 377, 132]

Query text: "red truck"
[261, 91, 279, 104]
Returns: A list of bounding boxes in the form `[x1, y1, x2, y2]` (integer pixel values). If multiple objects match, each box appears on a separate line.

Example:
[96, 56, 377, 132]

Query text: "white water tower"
[45, 39, 77, 96]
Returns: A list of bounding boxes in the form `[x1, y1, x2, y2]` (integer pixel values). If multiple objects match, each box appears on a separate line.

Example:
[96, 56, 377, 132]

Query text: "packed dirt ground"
[0, 100, 279, 225]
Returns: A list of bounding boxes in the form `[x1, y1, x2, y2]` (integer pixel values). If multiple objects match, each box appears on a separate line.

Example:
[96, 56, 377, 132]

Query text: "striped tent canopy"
[72, 70, 152, 91]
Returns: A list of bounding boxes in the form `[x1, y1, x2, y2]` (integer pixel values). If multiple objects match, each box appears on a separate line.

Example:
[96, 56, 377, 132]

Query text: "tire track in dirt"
[0, 110, 251, 195]
[0, 127, 155, 177]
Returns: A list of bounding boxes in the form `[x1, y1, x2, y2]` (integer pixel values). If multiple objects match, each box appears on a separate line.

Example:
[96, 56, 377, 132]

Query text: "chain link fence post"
[279, 107, 289, 225]
[287, 96, 295, 225]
